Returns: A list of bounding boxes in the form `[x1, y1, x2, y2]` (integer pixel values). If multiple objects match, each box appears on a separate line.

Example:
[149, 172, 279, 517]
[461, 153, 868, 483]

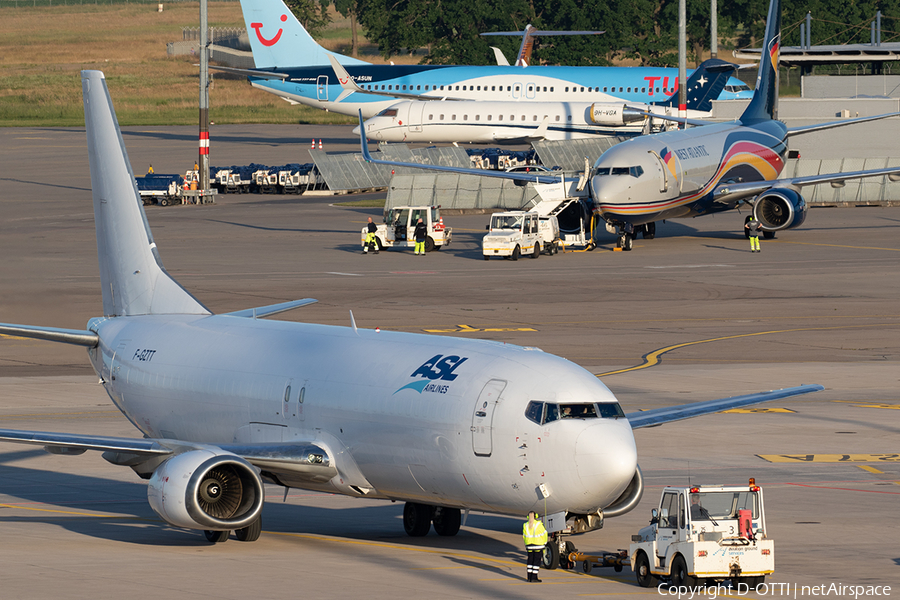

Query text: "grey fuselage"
[87, 313, 638, 517]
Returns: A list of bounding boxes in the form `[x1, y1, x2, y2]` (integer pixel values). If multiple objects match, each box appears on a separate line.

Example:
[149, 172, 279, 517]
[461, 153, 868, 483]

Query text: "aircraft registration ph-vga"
[0, 71, 823, 550]
[358, 0, 900, 251]
[229, 0, 753, 120]
[337, 56, 737, 144]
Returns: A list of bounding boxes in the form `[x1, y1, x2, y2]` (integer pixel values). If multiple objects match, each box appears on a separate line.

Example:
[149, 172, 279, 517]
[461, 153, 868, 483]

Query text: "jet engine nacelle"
[752, 187, 808, 231]
[148, 449, 264, 531]
[589, 104, 646, 127]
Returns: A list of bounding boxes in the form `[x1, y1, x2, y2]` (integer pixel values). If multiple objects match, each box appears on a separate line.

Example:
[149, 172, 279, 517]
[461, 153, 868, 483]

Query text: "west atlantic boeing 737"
[229, 0, 753, 119]
[358, 0, 900, 249]
[0, 71, 821, 553]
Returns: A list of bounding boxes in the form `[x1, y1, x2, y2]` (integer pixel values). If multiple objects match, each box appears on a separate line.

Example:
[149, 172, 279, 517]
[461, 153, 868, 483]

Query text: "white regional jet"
[0, 71, 822, 557]
[335, 56, 735, 144]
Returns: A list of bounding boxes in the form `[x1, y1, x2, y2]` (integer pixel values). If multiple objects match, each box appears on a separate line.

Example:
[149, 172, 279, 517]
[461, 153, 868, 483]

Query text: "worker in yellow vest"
[522, 511, 548, 582]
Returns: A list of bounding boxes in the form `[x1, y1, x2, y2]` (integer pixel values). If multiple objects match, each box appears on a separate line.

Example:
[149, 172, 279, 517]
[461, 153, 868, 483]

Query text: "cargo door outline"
[471, 379, 506, 456]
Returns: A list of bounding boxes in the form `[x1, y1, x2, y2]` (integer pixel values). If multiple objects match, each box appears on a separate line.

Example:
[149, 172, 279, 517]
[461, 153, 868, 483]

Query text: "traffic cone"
[318, 139, 323, 149]
[311, 139, 315, 149]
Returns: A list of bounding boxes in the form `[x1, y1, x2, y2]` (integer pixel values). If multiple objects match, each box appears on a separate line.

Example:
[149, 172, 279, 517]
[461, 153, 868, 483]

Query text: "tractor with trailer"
[630, 479, 774, 588]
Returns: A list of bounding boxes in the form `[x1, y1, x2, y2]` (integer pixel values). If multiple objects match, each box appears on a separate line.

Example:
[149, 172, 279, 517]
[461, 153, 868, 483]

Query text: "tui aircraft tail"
[82, 71, 210, 317]
[657, 58, 737, 113]
[239, 0, 368, 68]
[740, 0, 781, 123]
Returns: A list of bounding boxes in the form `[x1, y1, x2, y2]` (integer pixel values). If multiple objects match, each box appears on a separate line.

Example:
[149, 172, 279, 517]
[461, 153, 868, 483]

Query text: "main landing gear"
[403, 502, 462, 537]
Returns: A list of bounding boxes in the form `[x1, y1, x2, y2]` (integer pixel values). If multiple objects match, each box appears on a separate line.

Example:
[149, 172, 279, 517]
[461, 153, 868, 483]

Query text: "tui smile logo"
[251, 14, 287, 47]
[394, 354, 468, 394]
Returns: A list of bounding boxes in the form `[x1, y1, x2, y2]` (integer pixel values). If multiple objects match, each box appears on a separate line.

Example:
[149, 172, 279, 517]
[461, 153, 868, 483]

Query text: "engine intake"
[602, 465, 644, 518]
[753, 187, 807, 231]
[148, 450, 264, 530]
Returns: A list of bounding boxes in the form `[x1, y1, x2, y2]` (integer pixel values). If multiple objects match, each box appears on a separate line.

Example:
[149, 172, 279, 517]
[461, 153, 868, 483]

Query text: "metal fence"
[386, 174, 542, 211]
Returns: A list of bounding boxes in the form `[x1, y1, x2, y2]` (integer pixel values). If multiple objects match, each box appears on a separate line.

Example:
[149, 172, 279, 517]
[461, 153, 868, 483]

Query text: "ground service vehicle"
[361, 205, 451, 252]
[483, 211, 559, 260]
[630, 480, 773, 588]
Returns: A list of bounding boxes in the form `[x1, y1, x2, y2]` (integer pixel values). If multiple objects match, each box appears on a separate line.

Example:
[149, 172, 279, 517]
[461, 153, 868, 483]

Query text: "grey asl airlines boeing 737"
[0, 71, 822, 552]
[358, 0, 900, 250]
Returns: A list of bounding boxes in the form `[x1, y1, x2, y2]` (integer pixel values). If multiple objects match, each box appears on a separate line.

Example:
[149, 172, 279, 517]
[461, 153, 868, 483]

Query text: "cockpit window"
[525, 401, 543, 425]
[377, 108, 399, 117]
[597, 402, 626, 418]
[524, 401, 624, 424]
[595, 166, 643, 178]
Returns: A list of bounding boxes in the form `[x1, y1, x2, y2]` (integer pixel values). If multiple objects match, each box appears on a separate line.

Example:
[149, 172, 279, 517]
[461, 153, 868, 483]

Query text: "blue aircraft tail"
[656, 58, 737, 113]
[239, 0, 368, 68]
[740, 0, 781, 123]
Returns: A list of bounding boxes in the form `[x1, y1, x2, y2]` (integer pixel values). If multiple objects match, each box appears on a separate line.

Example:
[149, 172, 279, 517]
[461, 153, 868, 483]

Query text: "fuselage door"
[471, 379, 506, 456]
[409, 102, 424, 132]
[316, 75, 329, 102]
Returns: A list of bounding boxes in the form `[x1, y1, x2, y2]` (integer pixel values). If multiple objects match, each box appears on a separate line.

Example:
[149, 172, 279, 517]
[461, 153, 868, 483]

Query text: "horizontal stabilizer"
[224, 298, 317, 319]
[787, 111, 900, 138]
[626, 384, 824, 429]
[0, 323, 98, 347]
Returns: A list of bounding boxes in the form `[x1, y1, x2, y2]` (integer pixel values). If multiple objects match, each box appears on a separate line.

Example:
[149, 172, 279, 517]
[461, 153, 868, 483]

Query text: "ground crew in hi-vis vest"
[363, 217, 379, 254]
[523, 511, 548, 582]
[745, 216, 762, 252]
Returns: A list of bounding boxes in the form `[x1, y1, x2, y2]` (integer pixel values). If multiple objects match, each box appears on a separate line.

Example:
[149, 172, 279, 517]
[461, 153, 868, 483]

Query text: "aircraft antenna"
[350, 310, 358, 334]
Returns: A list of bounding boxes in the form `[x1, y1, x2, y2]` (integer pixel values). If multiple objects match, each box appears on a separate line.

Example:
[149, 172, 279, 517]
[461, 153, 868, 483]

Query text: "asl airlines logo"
[251, 14, 287, 47]
[394, 354, 468, 394]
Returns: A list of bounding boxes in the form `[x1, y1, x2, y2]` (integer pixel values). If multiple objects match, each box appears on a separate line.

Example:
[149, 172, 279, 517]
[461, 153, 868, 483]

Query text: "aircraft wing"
[787, 111, 900, 137]
[0, 429, 337, 480]
[626, 384, 824, 429]
[712, 166, 900, 206]
[223, 298, 317, 319]
[208, 65, 290, 80]
[632, 109, 715, 128]
[357, 111, 564, 184]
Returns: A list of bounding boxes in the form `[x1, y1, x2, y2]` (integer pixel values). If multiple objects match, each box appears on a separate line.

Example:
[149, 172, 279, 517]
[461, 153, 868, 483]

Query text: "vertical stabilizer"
[740, 0, 781, 123]
[656, 58, 735, 113]
[239, 0, 369, 68]
[82, 71, 210, 317]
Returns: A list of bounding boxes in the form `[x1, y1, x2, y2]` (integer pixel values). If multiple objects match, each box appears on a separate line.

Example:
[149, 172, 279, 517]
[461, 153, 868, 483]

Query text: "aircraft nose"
[573, 420, 637, 507]
[351, 125, 361, 135]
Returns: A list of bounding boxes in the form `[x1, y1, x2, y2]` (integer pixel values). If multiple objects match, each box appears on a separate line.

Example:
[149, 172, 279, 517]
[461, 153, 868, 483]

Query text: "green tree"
[284, 0, 332, 38]
[334, 0, 362, 57]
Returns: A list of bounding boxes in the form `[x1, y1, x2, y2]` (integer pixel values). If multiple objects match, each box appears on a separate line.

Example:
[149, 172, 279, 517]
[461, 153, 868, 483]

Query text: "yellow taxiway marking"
[722, 407, 796, 413]
[833, 401, 900, 410]
[758, 454, 900, 463]
[858, 465, 885, 474]
[595, 322, 893, 377]
[424, 324, 536, 333]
